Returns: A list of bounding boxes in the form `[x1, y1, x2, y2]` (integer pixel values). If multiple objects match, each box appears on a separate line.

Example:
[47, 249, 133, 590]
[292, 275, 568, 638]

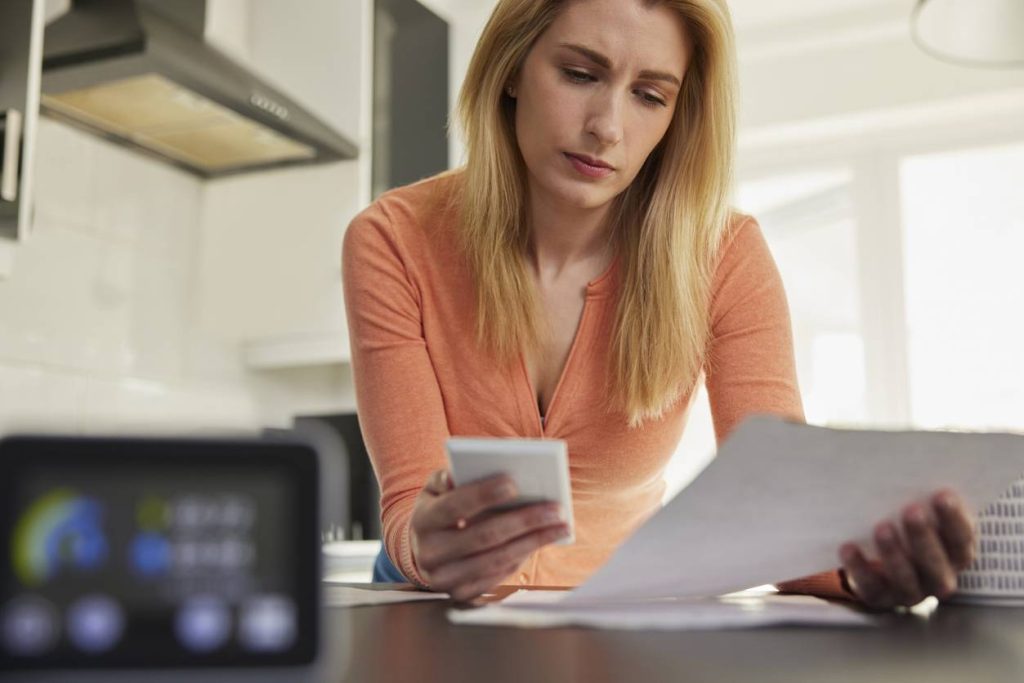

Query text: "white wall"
[194, 0, 371, 426]
[0, 118, 260, 436]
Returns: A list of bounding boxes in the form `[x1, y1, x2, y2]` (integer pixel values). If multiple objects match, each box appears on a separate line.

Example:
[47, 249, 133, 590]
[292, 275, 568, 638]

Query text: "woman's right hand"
[409, 469, 570, 602]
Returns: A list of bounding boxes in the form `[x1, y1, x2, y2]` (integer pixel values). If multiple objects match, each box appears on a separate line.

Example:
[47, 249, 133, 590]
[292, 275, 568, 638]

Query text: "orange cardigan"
[342, 171, 848, 599]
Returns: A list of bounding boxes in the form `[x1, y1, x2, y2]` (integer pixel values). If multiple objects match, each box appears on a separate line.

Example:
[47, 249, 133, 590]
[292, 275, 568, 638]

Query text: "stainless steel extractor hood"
[41, 0, 358, 178]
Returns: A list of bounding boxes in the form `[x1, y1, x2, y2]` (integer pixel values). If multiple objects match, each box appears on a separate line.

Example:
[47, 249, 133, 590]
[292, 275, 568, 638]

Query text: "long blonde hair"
[456, 0, 738, 427]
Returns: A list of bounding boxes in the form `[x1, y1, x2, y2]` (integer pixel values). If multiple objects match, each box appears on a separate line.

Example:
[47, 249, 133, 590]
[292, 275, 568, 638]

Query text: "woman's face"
[511, 0, 692, 213]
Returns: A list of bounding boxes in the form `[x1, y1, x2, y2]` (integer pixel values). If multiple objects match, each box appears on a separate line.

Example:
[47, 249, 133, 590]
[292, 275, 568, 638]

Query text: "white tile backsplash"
[0, 120, 277, 436]
[78, 375, 260, 435]
[0, 363, 86, 434]
[3, 2, 370, 441]
[0, 221, 132, 373]
[31, 118, 98, 233]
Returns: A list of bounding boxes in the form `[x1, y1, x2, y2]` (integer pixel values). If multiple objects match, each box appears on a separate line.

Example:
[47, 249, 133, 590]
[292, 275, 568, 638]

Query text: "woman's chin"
[543, 178, 617, 212]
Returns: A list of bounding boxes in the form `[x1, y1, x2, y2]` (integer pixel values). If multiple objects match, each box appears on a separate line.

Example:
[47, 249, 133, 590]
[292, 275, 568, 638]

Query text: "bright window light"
[900, 140, 1024, 431]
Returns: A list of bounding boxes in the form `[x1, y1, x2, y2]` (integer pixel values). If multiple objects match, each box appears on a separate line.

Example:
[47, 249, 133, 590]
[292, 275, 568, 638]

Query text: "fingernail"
[495, 482, 517, 500]
[907, 506, 927, 526]
[542, 507, 563, 524]
[877, 524, 895, 542]
[840, 545, 857, 564]
[938, 493, 957, 510]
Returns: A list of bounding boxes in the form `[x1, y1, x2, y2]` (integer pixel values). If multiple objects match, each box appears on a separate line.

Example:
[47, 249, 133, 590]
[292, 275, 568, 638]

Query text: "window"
[900, 140, 1024, 431]
[664, 137, 1024, 501]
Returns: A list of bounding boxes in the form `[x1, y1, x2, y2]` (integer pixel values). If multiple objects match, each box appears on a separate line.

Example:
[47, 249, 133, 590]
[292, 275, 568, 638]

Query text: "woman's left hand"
[839, 489, 977, 609]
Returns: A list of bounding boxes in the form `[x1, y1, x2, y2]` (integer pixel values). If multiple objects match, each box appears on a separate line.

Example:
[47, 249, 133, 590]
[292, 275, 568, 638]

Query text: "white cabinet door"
[0, 0, 45, 277]
[196, 0, 373, 369]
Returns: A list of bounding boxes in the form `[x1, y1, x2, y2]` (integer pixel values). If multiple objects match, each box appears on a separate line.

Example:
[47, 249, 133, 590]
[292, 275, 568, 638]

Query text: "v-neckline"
[519, 252, 620, 435]
[520, 305, 588, 436]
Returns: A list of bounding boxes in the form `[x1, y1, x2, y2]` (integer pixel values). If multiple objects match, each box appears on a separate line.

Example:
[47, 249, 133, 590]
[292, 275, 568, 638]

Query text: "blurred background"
[1, 0, 1022, 576]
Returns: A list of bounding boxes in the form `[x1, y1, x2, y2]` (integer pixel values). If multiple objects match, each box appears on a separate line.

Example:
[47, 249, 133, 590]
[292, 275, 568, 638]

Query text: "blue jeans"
[372, 546, 408, 583]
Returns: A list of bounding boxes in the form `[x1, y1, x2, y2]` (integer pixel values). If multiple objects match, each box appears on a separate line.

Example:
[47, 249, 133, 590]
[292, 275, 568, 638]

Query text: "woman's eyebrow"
[557, 42, 681, 87]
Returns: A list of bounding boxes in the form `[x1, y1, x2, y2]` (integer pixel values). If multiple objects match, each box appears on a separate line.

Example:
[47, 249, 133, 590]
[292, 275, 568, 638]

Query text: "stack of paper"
[324, 584, 449, 607]
[449, 417, 1024, 630]
[449, 589, 873, 629]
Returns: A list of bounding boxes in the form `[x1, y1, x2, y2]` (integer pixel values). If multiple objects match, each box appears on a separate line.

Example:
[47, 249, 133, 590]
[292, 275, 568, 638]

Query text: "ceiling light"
[911, 0, 1024, 67]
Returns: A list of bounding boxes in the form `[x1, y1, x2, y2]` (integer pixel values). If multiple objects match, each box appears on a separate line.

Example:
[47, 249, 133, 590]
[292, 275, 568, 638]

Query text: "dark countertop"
[325, 585, 1024, 683]
[8, 585, 1024, 683]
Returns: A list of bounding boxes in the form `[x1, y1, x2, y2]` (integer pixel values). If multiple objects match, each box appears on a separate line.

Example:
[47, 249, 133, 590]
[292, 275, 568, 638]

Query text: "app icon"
[12, 489, 108, 587]
[239, 595, 296, 652]
[1, 596, 59, 656]
[136, 495, 170, 532]
[130, 532, 172, 577]
[67, 595, 124, 654]
[175, 595, 232, 653]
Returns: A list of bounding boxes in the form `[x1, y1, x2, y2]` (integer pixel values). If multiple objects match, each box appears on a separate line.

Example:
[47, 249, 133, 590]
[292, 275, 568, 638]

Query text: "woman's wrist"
[403, 525, 432, 589]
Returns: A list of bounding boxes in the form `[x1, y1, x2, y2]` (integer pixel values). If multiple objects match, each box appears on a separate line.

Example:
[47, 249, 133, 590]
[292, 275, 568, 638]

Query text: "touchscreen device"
[0, 435, 320, 671]
[446, 437, 575, 545]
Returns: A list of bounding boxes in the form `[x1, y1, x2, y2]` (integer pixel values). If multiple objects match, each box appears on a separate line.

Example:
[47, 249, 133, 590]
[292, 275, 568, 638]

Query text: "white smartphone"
[445, 437, 575, 545]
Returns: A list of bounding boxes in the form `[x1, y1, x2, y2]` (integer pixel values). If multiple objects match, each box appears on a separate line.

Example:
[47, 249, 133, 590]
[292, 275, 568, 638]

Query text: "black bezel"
[0, 434, 320, 670]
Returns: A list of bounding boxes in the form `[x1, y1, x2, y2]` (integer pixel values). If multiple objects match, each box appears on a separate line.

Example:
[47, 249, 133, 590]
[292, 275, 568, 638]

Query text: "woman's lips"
[565, 152, 614, 179]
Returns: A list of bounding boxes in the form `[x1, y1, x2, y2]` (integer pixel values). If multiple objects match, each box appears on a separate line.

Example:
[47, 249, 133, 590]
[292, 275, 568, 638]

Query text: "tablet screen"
[0, 436, 319, 670]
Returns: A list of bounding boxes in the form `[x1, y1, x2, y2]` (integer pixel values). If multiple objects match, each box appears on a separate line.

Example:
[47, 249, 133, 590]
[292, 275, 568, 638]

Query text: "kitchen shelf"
[242, 331, 350, 369]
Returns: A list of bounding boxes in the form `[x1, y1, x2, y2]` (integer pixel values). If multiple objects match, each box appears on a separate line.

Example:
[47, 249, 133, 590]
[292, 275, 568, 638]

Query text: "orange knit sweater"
[342, 171, 848, 599]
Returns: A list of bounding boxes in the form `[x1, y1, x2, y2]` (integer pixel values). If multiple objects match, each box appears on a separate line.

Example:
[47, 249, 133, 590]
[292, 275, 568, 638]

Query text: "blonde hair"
[456, 0, 738, 427]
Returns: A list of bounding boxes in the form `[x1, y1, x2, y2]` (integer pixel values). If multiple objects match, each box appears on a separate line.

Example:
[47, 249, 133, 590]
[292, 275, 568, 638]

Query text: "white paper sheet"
[449, 590, 873, 630]
[324, 585, 448, 607]
[564, 416, 1024, 604]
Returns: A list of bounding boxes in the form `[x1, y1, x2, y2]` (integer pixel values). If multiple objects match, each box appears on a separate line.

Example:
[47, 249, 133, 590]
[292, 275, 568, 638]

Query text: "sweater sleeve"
[705, 216, 805, 441]
[704, 216, 854, 601]
[341, 201, 449, 587]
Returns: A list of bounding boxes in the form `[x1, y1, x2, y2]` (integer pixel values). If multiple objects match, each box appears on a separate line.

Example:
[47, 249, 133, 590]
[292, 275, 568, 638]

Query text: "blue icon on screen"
[12, 490, 109, 587]
[130, 532, 172, 577]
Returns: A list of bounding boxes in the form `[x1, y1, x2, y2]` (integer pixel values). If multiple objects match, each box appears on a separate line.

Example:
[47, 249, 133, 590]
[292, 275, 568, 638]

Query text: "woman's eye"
[562, 68, 594, 84]
[637, 91, 667, 108]
[560, 67, 666, 108]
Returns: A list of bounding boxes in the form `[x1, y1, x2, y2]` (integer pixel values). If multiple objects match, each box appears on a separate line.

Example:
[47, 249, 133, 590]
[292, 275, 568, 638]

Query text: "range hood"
[41, 0, 358, 177]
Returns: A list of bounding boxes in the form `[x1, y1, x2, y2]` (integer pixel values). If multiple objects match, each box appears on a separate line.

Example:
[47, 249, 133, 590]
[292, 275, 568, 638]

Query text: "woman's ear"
[505, 70, 520, 99]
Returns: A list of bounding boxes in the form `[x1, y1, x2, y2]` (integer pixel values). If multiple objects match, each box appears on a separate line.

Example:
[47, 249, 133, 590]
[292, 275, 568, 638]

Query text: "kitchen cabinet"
[195, 0, 374, 369]
[200, 0, 449, 371]
[0, 0, 44, 277]
[228, 0, 450, 371]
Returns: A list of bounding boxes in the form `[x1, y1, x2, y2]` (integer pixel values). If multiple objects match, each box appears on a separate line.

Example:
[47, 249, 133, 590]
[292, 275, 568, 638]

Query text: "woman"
[342, 0, 976, 606]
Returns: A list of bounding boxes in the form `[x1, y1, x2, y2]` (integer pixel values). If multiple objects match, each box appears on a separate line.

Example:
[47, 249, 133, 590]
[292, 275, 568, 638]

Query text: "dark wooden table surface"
[9, 585, 1024, 682]
[320, 585, 1024, 683]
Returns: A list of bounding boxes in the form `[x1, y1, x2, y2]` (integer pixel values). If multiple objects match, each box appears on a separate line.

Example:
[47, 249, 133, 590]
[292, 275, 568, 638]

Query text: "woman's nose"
[585, 92, 624, 147]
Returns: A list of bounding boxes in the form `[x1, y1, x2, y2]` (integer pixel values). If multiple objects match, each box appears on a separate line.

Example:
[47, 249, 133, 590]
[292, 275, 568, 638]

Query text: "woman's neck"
[526, 185, 615, 282]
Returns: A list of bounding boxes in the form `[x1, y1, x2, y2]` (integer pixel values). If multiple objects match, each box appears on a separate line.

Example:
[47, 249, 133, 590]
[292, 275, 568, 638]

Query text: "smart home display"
[0, 436, 319, 670]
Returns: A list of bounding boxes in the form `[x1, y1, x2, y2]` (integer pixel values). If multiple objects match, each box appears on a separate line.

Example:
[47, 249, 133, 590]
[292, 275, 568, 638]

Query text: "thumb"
[424, 469, 454, 496]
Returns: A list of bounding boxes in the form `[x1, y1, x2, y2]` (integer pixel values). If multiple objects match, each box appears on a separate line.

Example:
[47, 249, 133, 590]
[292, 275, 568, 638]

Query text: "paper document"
[565, 416, 1024, 604]
[324, 585, 448, 607]
[449, 590, 873, 630]
[448, 417, 1024, 629]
